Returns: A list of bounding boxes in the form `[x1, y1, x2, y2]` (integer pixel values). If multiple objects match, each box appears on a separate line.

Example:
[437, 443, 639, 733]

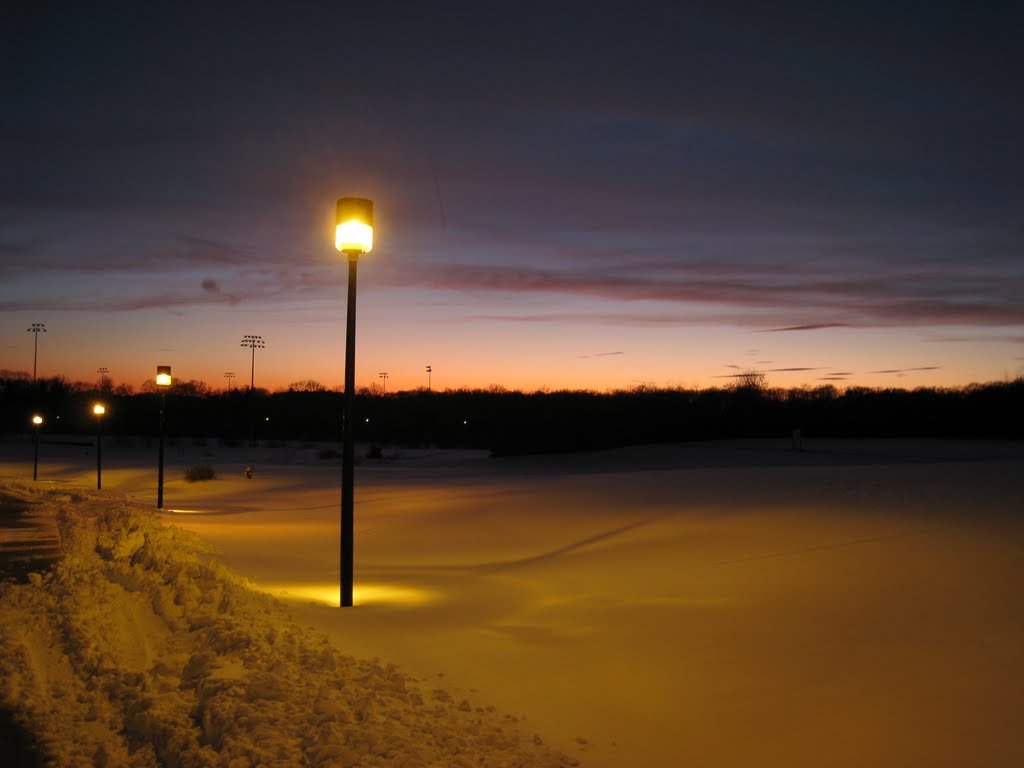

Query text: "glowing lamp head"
[156, 365, 172, 387]
[32, 415, 43, 426]
[93, 404, 106, 416]
[335, 197, 374, 256]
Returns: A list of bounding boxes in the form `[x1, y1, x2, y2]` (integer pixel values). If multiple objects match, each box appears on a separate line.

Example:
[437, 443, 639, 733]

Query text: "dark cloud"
[869, 367, 941, 374]
[757, 324, 854, 333]
[201, 279, 220, 294]
[384, 262, 1024, 328]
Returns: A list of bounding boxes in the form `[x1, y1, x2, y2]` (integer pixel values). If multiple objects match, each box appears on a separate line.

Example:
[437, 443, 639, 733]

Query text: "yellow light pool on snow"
[335, 197, 374, 255]
[31, 414, 43, 426]
[93, 403, 106, 416]
[261, 582, 437, 607]
[156, 365, 172, 387]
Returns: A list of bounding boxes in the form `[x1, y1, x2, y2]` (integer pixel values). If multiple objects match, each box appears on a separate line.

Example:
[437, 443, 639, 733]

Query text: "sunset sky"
[3, 1, 1022, 393]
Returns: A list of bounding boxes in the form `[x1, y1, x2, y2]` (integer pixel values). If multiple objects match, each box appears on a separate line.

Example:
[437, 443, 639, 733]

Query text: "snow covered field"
[2, 437, 1023, 767]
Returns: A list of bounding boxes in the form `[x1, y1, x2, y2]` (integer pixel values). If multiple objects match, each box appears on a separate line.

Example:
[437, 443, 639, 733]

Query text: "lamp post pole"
[155, 366, 172, 508]
[93, 404, 105, 489]
[426, 365, 432, 391]
[31, 415, 43, 481]
[342, 254, 359, 607]
[378, 371, 388, 394]
[336, 197, 374, 608]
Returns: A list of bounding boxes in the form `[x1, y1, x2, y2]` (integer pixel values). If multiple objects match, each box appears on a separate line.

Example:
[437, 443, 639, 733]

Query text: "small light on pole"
[156, 366, 172, 508]
[336, 196, 373, 608]
[93, 403, 106, 489]
[31, 414, 43, 480]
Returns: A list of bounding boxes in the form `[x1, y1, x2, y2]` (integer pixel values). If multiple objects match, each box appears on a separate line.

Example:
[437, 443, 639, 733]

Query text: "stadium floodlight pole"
[426, 365, 432, 391]
[379, 371, 388, 394]
[241, 336, 265, 447]
[336, 196, 374, 608]
[27, 323, 46, 382]
[93, 404, 106, 489]
[156, 366, 172, 508]
[240, 335, 265, 391]
[97, 367, 109, 391]
[224, 371, 236, 390]
[31, 414, 43, 481]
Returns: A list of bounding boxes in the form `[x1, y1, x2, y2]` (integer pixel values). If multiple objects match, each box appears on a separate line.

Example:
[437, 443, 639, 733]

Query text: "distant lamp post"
[93, 403, 106, 489]
[156, 365, 172, 508]
[379, 371, 389, 394]
[31, 414, 43, 481]
[27, 323, 46, 382]
[224, 371, 236, 390]
[336, 196, 374, 608]
[97, 367, 109, 392]
[426, 365, 432, 391]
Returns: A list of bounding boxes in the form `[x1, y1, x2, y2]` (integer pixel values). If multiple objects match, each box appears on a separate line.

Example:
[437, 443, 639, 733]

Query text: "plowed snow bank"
[0, 482, 576, 767]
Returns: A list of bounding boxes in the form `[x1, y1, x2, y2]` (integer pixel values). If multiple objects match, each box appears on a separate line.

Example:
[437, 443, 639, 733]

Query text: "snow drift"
[0, 481, 577, 767]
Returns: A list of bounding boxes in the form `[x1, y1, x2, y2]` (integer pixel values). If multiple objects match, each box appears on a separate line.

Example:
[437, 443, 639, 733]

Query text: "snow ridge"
[0, 483, 577, 767]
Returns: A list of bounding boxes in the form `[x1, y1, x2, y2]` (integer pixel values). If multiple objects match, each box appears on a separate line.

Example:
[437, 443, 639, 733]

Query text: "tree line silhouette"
[1, 371, 1020, 455]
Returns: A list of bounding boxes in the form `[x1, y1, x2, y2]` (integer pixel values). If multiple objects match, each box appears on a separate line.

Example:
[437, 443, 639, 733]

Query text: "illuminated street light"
[31, 414, 43, 481]
[336, 196, 373, 608]
[93, 403, 106, 489]
[156, 366, 172, 508]
[27, 323, 46, 382]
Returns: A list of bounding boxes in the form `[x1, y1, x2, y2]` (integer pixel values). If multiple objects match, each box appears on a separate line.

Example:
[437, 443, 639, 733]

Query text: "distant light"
[93, 403, 106, 416]
[335, 198, 374, 255]
[31, 415, 43, 426]
[156, 365, 172, 387]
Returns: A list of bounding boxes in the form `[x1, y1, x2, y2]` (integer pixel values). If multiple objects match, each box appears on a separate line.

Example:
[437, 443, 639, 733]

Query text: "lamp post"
[426, 365, 432, 391]
[336, 196, 374, 608]
[31, 414, 43, 481]
[156, 366, 172, 508]
[97, 367, 109, 392]
[224, 371, 236, 390]
[378, 371, 388, 394]
[27, 323, 46, 382]
[93, 404, 106, 489]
